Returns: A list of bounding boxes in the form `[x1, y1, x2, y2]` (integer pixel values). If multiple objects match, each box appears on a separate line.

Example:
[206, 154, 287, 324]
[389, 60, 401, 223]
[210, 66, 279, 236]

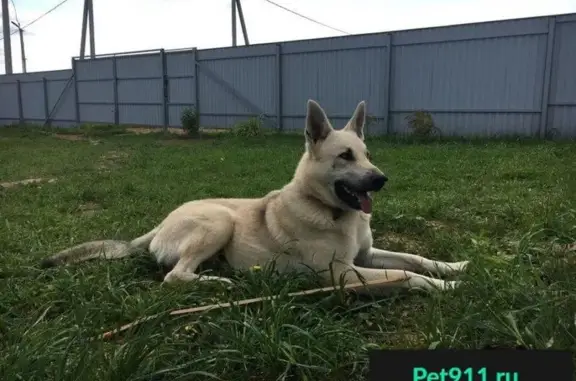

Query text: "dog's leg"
[365, 247, 469, 275]
[158, 212, 235, 285]
[165, 257, 233, 284]
[335, 265, 460, 293]
[356, 248, 469, 276]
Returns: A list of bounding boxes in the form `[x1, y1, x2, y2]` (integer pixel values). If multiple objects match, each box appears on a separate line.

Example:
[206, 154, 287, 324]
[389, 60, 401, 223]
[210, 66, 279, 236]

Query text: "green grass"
[1, 125, 576, 380]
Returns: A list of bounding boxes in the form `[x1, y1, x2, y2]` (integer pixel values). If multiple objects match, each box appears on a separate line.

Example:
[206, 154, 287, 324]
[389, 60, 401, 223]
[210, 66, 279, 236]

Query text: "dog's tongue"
[358, 193, 372, 214]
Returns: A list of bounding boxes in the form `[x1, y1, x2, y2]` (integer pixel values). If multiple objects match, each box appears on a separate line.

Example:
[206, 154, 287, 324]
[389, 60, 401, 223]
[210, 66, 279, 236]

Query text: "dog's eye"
[338, 149, 355, 161]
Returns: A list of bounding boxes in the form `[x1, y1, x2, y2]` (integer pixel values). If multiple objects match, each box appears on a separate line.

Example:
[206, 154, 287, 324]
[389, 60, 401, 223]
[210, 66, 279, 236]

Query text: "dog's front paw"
[446, 260, 469, 274]
[198, 275, 234, 284]
[443, 280, 462, 290]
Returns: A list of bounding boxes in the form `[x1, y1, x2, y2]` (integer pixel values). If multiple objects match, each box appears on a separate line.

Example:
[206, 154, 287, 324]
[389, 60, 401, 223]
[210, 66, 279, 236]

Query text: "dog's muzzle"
[368, 173, 388, 192]
[334, 172, 388, 214]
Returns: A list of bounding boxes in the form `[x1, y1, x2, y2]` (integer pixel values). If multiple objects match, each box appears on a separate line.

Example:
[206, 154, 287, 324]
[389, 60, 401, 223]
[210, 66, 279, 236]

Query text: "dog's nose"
[370, 174, 388, 191]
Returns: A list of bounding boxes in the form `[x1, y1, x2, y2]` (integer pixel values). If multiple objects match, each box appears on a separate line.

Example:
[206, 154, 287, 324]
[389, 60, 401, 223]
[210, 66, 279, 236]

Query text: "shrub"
[232, 117, 263, 137]
[181, 107, 200, 137]
[405, 110, 440, 137]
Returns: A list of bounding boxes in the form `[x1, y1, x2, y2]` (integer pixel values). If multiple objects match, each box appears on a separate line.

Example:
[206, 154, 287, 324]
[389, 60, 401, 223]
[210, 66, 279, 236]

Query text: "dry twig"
[101, 278, 401, 340]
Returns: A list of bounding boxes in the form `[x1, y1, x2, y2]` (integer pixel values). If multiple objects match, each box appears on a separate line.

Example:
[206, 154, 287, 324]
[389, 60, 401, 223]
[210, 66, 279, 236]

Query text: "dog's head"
[294, 99, 387, 214]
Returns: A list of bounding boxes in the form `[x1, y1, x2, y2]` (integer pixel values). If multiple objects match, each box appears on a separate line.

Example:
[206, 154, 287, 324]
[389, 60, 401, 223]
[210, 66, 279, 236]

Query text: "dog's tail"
[39, 228, 159, 269]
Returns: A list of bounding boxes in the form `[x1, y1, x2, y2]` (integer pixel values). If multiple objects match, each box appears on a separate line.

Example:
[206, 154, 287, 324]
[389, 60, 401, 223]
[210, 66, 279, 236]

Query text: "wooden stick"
[100, 278, 401, 340]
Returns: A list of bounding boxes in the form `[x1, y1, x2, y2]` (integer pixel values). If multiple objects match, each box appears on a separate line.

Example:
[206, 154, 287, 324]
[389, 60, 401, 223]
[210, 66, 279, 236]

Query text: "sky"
[1, 0, 575, 74]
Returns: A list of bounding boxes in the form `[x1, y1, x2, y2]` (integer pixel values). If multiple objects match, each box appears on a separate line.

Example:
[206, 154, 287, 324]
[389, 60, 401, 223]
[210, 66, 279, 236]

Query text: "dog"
[39, 100, 469, 292]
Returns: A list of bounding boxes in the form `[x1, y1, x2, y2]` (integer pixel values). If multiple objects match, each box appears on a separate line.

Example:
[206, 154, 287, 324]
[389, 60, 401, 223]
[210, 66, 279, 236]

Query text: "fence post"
[112, 56, 119, 125]
[382, 34, 392, 136]
[16, 80, 23, 124]
[193, 48, 200, 128]
[276, 43, 283, 131]
[539, 16, 556, 139]
[43, 77, 50, 126]
[72, 58, 80, 126]
[160, 49, 168, 131]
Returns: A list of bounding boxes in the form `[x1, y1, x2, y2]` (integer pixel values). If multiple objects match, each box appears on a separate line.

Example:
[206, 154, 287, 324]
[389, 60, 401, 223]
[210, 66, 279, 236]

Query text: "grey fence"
[1, 12, 575, 137]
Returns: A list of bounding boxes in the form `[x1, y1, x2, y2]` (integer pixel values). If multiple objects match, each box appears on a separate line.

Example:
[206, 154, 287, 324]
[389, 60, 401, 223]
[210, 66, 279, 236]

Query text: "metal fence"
[1, 12, 575, 137]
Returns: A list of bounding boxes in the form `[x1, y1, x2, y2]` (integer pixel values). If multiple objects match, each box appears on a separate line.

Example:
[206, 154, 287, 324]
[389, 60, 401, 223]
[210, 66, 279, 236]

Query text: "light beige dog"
[40, 100, 468, 292]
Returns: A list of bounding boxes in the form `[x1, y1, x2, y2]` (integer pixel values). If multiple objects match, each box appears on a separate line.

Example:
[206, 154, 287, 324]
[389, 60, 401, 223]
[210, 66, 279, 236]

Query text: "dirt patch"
[158, 139, 201, 146]
[125, 127, 186, 135]
[54, 134, 87, 141]
[382, 331, 426, 348]
[100, 151, 128, 161]
[0, 177, 57, 189]
[374, 232, 425, 253]
[77, 202, 100, 217]
[96, 151, 129, 172]
[551, 241, 576, 252]
[425, 220, 451, 230]
[54, 134, 102, 146]
[158, 135, 219, 146]
[125, 126, 232, 137]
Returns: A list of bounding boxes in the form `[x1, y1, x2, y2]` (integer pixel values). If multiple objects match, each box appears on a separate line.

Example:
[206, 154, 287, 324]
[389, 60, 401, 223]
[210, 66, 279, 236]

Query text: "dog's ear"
[305, 99, 332, 144]
[344, 101, 366, 140]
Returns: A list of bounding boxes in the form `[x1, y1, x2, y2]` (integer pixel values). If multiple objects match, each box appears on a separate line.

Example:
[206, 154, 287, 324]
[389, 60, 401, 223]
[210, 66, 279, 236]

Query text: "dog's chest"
[231, 214, 370, 271]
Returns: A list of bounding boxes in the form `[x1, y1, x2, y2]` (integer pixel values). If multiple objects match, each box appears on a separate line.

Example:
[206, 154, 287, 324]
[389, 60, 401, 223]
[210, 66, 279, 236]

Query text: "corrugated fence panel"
[79, 104, 114, 124]
[48, 79, 76, 122]
[281, 34, 389, 132]
[392, 16, 548, 46]
[20, 81, 45, 121]
[115, 53, 164, 126]
[281, 33, 389, 54]
[117, 79, 163, 104]
[0, 69, 72, 83]
[168, 104, 188, 127]
[168, 77, 195, 126]
[197, 45, 276, 128]
[166, 51, 195, 77]
[166, 50, 196, 127]
[390, 33, 547, 136]
[547, 20, 576, 137]
[77, 80, 114, 103]
[76, 58, 113, 80]
[168, 78, 194, 104]
[118, 104, 163, 125]
[0, 82, 18, 124]
[0, 70, 74, 125]
[390, 112, 541, 137]
[116, 53, 162, 79]
[76, 58, 115, 124]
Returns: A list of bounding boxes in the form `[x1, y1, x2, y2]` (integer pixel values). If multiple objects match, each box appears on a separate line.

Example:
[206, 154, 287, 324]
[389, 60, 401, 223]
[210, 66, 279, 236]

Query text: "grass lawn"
[1, 125, 575, 380]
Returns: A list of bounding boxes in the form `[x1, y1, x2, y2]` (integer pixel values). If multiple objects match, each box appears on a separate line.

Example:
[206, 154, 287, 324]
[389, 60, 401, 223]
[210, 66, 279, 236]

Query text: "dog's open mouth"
[334, 181, 373, 214]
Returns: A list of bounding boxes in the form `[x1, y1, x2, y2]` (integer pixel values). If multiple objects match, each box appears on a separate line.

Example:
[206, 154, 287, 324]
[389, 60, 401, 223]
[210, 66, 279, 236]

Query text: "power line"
[22, 0, 70, 29]
[263, 0, 351, 35]
[10, 0, 20, 25]
[1, 0, 70, 41]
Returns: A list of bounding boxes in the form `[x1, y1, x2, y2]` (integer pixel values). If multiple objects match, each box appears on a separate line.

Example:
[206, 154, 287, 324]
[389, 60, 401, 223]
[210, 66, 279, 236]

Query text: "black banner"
[369, 349, 573, 381]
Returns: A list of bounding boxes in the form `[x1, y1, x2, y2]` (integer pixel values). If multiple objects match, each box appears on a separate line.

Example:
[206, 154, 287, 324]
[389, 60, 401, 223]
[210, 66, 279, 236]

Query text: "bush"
[181, 107, 200, 137]
[365, 114, 381, 135]
[232, 117, 263, 137]
[405, 110, 441, 137]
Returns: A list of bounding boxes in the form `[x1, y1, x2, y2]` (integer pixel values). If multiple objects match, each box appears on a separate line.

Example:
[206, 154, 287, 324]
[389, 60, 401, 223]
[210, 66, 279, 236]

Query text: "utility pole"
[236, 0, 249, 45]
[231, 0, 249, 47]
[11, 21, 26, 73]
[79, 0, 95, 59]
[231, 0, 236, 46]
[1, 0, 13, 74]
